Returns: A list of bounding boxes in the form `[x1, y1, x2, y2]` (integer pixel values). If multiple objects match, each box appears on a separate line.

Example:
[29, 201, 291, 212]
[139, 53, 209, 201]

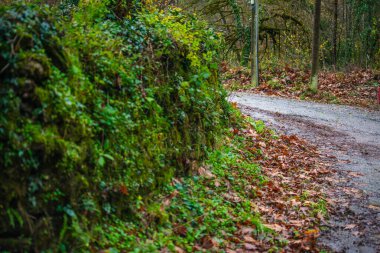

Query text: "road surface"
[229, 92, 380, 253]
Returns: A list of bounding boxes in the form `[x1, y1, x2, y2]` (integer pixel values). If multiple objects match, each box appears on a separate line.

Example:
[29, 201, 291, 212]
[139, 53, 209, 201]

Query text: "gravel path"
[229, 92, 380, 253]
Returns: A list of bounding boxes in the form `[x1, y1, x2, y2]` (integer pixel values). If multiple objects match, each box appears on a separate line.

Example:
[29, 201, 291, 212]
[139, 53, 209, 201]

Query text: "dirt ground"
[229, 92, 380, 252]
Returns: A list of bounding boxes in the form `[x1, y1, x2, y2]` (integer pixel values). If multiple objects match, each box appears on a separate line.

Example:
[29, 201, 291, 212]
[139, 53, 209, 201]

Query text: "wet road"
[229, 92, 380, 253]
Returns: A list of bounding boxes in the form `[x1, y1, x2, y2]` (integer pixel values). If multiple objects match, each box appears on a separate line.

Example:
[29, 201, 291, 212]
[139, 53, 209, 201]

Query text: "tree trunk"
[310, 0, 321, 91]
[251, 1, 259, 87]
[332, 0, 338, 69]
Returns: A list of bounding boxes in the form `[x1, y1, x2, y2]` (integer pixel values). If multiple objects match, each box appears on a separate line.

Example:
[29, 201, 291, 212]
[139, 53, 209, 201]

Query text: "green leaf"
[103, 154, 114, 161]
[98, 156, 105, 167]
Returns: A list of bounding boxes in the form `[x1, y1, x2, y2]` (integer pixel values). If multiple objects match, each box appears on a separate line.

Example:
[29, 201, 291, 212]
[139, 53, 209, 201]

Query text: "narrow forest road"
[229, 92, 380, 253]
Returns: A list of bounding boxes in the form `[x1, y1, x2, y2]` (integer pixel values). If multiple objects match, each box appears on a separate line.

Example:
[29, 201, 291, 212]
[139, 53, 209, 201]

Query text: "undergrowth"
[0, 1, 229, 251]
[91, 109, 277, 252]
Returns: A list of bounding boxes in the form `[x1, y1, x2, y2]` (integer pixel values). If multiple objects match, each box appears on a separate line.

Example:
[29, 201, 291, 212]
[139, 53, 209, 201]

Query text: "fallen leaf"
[174, 246, 185, 253]
[198, 167, 214, 179]
[173, 225, 187, 237]
[368, 205, 380, 212]
[344, 224, 357, 230]
[258, 142, 267, 148]
[239, 227, 254, 235]
[243, 235, 256, 243]
[304, 229, 319, 237]
[244, 243, 256, 250]
[264, 224, 283, 232]
[201, 236, 218, 249]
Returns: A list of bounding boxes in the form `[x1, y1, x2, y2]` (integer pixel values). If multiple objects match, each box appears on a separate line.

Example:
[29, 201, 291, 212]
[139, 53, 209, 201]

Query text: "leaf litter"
[221, 116, 335, 252]
[167, 113, 335, 252]
[222, 63, 380, 110]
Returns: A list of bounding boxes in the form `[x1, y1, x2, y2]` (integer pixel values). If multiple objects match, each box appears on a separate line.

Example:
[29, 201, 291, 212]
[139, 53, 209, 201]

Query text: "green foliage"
[187, 0, 380, 70]
[267, 78, 285, 90]
[0, 1, 229, 251]
[330, 0, 380, 68]
[93, 125, 269, 252]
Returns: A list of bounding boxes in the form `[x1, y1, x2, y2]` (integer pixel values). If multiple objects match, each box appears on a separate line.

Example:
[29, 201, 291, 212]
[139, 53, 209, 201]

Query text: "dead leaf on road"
[344, 224, 357, 230]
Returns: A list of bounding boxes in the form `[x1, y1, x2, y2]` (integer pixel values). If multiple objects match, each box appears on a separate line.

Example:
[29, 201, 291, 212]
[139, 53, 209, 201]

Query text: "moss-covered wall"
[0, 1, 229, 251]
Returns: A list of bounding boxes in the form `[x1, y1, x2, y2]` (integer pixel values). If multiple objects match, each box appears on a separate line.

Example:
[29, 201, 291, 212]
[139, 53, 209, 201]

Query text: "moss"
[0, 1, 229, 251]
[310, 75, 319, 92]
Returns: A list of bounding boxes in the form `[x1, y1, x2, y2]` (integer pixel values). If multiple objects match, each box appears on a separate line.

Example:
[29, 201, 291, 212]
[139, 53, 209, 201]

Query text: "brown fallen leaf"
[348, 171, 363, 177]
[174, 246, 185, 253]
[198, 167, 214, 179]
[163, 190, 179, 207]
[230, 102, 238, 108]
[243, 235, 256, 243]
[160, 247, 170, 253]
[258, 142, 267, 148]
[304, 228, 320, 237]
[368, 204, 380, 212]
[201, 235, 218, 249]
[239, 226, 255, 235]
[289, 220, 304, 227]
[318, 168, 331, 174]
[344, 224, 357, 230]
[173, 224, 187, 237]
[264, 223, 283, 232]
[244, 243, 256, 250]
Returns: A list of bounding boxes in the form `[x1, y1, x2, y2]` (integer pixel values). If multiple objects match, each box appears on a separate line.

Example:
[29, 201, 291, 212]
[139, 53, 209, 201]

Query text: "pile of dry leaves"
[226, 115, 334, 252]
[222, 63, 380, 109]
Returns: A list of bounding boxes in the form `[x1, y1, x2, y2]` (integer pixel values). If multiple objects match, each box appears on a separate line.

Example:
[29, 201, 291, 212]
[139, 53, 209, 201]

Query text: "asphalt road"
[229, 92, 380, 253]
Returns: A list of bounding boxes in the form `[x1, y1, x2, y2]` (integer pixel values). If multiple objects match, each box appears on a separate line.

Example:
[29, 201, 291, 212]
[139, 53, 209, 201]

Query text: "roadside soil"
[229, 92, 380, 252]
